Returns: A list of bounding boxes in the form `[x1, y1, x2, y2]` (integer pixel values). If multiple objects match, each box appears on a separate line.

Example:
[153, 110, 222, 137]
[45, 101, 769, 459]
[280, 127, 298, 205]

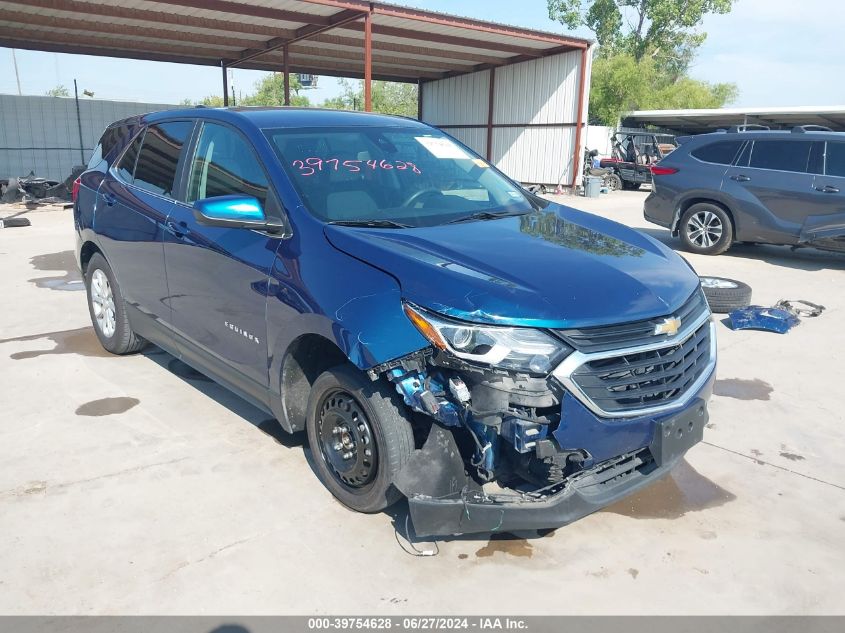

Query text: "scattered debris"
[728, 300, 824, 333]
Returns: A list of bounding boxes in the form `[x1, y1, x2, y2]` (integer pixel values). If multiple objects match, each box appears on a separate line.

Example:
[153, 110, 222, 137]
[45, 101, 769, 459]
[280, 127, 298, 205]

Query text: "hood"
[324, 205, 700, 329]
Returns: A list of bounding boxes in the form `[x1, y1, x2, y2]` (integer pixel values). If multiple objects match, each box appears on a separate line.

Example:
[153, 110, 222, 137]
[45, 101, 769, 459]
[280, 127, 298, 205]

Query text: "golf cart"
[599, 132, 677, 190]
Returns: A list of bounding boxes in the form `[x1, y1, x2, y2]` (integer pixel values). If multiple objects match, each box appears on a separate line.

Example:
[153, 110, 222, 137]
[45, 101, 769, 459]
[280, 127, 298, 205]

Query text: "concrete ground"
[1, 192, 843, 615]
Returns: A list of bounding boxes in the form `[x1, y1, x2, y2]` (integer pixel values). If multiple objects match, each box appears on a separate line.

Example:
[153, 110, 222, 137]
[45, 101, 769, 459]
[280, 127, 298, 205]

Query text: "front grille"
[570, 319, 711, 413]
[556, 290, 708, 353]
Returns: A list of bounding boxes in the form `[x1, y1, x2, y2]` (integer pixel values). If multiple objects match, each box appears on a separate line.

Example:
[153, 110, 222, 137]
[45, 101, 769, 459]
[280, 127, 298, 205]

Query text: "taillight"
[650, 165, 679, 175]
[71, 176, 81, 202]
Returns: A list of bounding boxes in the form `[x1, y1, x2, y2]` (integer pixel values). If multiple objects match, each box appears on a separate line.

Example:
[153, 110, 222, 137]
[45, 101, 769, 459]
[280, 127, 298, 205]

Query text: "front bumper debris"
[402, 397, 709, 537]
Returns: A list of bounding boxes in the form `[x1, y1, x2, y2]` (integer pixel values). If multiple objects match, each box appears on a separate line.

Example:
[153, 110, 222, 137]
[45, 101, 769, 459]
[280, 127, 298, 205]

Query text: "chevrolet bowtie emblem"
[654, 317, 682, 336]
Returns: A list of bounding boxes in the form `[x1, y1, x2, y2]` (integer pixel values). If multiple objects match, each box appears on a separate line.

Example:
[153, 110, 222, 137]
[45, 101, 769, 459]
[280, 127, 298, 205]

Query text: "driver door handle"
[815, 185, 840, 193]
[730, 174, 751, 182]
[102, 192, 117, 206]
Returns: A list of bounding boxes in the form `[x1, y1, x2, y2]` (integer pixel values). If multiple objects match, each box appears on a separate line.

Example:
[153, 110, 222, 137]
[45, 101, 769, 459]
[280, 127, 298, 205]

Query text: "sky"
[1, 0, 843, 108]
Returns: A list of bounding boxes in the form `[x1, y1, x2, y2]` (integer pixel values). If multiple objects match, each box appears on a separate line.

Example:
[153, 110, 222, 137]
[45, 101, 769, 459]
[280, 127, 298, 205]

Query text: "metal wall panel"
[493, 50, 581, 125]
[492, 126, 575, 185]
[442, 126, 487, 158]
[0, 94, 178, 181]
[421, 70, 489, 126]
[420, 47, 591, 186]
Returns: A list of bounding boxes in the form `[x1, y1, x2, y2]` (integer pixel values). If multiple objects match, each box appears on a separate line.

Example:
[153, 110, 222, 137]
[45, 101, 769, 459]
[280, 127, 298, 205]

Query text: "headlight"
[403, 303, 572, 374]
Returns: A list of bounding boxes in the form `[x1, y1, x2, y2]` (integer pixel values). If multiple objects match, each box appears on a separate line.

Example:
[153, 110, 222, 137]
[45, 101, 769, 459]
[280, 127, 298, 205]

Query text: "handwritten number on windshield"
[292, 158, 421, 177]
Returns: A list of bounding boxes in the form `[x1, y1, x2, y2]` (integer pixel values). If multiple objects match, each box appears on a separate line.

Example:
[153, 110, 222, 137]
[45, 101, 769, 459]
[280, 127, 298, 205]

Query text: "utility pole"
[73, 79, 85, 164]
[11, 49, 22, 95]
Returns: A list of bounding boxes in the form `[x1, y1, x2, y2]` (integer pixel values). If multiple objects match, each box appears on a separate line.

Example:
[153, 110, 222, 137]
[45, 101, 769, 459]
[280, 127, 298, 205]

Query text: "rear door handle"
[815, 185, 840, 193]
[730, 175, 751, 182]
[102, 192, 116, 206]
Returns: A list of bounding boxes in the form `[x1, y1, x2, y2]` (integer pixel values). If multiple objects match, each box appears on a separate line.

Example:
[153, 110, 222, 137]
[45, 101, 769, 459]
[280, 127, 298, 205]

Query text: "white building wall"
[420, 47, 592, 186]
[0, 94, 179, 181]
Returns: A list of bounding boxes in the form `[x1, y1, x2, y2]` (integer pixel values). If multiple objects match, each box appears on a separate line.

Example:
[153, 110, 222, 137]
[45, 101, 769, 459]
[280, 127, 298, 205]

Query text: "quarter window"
[132, 121, 193, 197]
[187, 122, 269, 207]
[749, 140, 815, 173]
[825, 142, 845, 177]
[691, 141, 743, 165]
[116, 131, 143, 182]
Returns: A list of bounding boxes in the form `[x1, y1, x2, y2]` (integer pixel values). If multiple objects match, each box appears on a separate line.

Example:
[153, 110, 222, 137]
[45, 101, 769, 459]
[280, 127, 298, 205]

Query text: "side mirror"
[192, 194, 284, 233]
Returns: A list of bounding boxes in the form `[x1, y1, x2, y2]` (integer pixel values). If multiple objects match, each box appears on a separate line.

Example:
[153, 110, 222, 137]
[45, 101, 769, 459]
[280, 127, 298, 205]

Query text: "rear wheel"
[85, 253, 146, 354]
[606, 173, 623, 191]
[305, 365, 414, 513]
[680, 203, 733, 255]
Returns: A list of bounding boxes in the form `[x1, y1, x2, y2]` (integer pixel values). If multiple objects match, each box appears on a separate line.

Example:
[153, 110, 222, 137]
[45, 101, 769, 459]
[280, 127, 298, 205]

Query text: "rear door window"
[825, 142, 845, 177]
[132, 121, 194, 197]
[749, 140, 815, 173]
[691, 140, 744, 165]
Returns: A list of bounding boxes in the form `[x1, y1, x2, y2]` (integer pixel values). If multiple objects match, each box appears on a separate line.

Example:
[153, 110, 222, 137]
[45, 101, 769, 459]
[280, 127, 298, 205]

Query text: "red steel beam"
[338, 22, 547, 56]
[371, 3, 589, 49]
[230, 8, 366, 68]
[364, 9, 373, 111]
[144, 0, 331, 25]
[570, 47, 589, 189]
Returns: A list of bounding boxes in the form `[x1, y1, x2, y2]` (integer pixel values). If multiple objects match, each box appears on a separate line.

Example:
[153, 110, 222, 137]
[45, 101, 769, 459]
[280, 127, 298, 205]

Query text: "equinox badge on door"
[654, 317, 682, 337]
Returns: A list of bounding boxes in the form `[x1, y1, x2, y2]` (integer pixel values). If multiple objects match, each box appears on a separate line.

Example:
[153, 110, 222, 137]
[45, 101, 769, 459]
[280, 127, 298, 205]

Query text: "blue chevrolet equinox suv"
[74, 107, 715, 536]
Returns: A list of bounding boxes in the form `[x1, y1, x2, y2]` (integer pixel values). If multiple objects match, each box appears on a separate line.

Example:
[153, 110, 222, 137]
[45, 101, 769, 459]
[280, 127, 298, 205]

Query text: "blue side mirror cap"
[193, 194, 265, 223]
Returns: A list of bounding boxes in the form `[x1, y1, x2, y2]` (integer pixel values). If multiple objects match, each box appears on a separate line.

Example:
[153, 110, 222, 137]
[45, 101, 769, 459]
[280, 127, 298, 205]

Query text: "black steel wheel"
[316, 389, 378, 490]
[305, 365, 414, 513]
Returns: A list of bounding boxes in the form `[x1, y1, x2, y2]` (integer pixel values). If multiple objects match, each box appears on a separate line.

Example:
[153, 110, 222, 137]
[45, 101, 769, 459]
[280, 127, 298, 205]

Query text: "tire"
[680, 203, 733, 255]
[622, 181, 642, 190]
[305, 364, 414, 513]
[85, 252, 146, 354]
[699, 276, 752, 313]
[606, 173, 623, 191]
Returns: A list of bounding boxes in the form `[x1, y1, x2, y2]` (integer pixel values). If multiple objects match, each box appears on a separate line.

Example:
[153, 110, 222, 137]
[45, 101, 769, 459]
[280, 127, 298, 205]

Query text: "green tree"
[45, 85, 70, 97]
[188, 73, 310, 107]
[322, 79, 418, 118]
[588, 53, 737, 125]
[548, 0, 738, 125]
[548, 0, 735, 77]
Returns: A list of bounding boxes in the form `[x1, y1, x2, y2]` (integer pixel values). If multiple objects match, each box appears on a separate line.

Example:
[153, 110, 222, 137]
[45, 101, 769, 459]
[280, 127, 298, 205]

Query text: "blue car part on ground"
[73, 106, 718, 536]
[729, 306, 800, 334]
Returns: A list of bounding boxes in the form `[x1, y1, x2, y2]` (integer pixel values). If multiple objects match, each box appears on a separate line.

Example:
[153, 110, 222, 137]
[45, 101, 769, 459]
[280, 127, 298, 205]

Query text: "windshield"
[264, 126, 538, 227]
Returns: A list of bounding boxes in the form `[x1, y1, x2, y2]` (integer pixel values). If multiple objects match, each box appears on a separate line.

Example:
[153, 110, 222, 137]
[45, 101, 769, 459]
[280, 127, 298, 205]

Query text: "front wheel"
[606, 173, 623, 191]
[305, 365, 414, 513]
[680, 203, 733, 255]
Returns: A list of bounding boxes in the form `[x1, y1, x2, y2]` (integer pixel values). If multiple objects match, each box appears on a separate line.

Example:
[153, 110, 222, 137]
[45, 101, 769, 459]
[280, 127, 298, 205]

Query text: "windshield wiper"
[328, 219, 412, 229]
[444, 210, 530, 225]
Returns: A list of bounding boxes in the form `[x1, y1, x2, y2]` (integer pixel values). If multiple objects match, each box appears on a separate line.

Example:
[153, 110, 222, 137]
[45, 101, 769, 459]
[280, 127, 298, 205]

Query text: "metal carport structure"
[0, 0, 592, 186]
[622, 106, 845, 135]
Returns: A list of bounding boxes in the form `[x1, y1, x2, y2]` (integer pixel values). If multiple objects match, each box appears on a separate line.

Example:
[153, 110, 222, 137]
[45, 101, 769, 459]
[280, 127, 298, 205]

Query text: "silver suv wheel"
[90, 268, 116, 338]
[686, 210, 723, 248]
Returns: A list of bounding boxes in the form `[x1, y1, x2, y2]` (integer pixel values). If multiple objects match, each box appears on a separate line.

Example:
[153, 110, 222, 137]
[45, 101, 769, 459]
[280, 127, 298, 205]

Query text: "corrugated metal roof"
[624, 106, 845, 133]
[0, 0, 590, 83]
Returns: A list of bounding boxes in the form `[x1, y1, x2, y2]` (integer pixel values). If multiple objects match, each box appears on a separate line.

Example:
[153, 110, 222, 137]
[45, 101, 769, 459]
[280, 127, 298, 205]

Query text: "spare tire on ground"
[699, 276, 752, 313]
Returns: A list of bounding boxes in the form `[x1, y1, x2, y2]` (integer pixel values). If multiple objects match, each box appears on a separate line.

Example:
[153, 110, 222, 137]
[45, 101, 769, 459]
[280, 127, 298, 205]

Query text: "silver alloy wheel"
[700, 276, 739, 289]
[90, 268, 116, 338]
[686, 210, 723, 248]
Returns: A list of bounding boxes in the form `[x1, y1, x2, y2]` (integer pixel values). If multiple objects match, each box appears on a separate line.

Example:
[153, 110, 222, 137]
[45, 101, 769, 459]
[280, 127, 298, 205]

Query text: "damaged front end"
[370, 292, 716, 537]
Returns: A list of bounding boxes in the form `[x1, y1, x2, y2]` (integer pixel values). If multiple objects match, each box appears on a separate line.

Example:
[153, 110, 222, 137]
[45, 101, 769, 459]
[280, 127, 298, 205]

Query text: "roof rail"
[727, 124, 770, 133]
[792, 125, 833, 133]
